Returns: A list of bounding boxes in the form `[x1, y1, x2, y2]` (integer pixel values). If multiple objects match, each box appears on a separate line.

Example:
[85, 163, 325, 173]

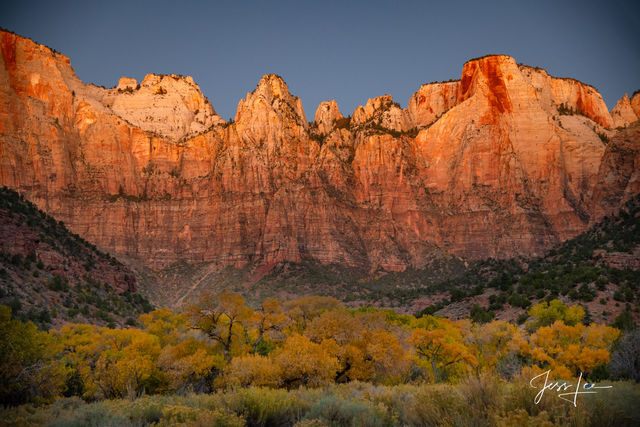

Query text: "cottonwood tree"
[272, 334, 340, 387]
[526, 320, 619, 378]
[283, 296, 341, 332]
[187, 291, 253, 361]
[0, 305, 68, 405]
[304, 309, 407, 383]
[139, 308, 223, 392]
[409, 317, 477, 382]
[59, 324, 163, 399]
[220, 353, 283, 388]
[94, 328, 161, 399]
[467, 320, 527, 374]
[245, 297, 288, 353]
[526, 299, 585, 330]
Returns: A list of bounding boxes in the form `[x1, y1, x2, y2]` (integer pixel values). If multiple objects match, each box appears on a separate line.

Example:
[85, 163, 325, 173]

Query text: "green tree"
[526, 299, 585, 330]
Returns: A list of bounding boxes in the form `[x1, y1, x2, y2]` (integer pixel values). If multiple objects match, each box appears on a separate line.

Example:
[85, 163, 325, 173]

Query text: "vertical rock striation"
[1, 31, 638, 275]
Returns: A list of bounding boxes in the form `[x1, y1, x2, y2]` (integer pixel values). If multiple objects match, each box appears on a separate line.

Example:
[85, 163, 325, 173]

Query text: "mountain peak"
[0, 29, 638, 278]
[103, 72, 225, 140]
[407, 80, 459, 128]
[116, 77, 137, 91]
[236, 74, 307, 126]
[250, 74, 295, 102]
[352, 94, 412, 132]
[611, 93, 639, 128]
[314, 100, 343, 135]
[463, 54, 514, 65]
[458, 55, 517, 111]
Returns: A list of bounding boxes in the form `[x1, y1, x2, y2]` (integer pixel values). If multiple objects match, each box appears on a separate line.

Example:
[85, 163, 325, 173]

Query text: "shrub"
[188, 408, 245, 427]
[459, 374, 502, 424]
[405, 384, 468, 426]
[557, 102, 577, 115]
[612, 309, 635, 331]
[294, 419, 327, 427]
[10, 253, 23, 266]
[2, 380, 640, 426]
[508, 293, 530, 309]
[516, 313, 528, 325]
[47, 275, 69, 292]
[470, 304, 494, 324]
[8, 298, 22, 313]
[495, 354, 523, 380]
[609, 329, 640, 381]
[44, 403, 122, 426]
[304, 395, 388, 427]
[222, 387, 309, 426]
[121, 396, 164, 424]
[596, 130, 609, 144]
[450, 288, 466, 302]
[334, 116, 351, 130]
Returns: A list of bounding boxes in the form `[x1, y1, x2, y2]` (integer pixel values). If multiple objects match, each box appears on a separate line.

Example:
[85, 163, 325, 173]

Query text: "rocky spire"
[234, 74, 308, 144]
[611, 94, 639, 128]
[314, 100, 343, 135]
[351, 94, 412, 132]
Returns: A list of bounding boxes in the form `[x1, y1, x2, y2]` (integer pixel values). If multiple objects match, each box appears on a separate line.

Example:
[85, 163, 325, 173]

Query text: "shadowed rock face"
[0, 192, 137, 295]
[1, 31, 638, 272]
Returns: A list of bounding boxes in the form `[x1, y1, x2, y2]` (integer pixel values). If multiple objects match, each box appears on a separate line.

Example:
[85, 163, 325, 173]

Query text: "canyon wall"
[1, 31, 638, 272]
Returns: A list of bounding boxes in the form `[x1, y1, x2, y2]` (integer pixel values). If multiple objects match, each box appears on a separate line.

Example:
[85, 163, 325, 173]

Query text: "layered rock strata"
[1, 32, 639, 272]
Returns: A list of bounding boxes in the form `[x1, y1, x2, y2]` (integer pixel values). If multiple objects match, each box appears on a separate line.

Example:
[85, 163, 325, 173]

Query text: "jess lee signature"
[530, 370, 613, 407]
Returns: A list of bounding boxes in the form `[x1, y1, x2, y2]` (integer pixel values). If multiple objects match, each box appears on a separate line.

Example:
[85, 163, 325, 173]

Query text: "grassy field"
[2, 377, 639, 426]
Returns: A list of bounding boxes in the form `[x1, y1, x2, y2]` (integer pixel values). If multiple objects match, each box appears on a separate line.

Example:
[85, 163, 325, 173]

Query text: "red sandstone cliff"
[1, 32, 638, 272]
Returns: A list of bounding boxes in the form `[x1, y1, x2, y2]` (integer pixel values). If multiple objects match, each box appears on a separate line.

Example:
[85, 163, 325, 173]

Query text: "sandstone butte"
[1, 29, 639, 274]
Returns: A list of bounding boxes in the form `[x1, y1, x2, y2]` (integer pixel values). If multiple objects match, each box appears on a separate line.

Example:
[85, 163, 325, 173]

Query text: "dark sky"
[2, 0, 639, 120]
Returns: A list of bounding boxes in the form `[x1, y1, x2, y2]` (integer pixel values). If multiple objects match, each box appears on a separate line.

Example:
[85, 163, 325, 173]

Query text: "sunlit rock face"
[611, 94, 639, 128]
[407, 81, 459, 128]
[104, 73, 226, 140]
[1, 31, 638, 272]
[314, 100, 343, 135]
[352, 94, 413, 132]
[631, 92, 640, 118]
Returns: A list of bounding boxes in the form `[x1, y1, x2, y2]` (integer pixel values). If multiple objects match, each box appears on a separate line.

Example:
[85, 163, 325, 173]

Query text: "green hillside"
[0, 187, 153, 329]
